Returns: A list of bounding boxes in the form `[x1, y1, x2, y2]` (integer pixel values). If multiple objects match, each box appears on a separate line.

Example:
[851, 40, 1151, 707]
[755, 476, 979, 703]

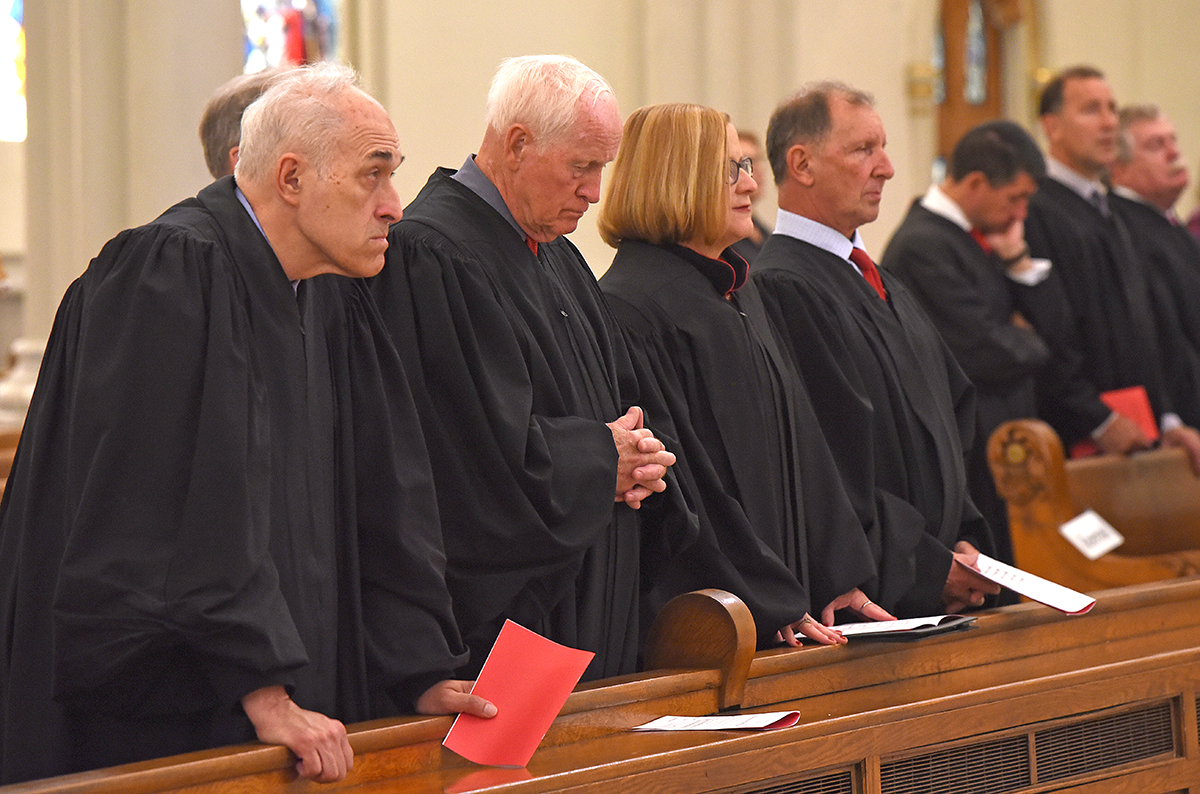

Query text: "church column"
[4, 1, 241, 425]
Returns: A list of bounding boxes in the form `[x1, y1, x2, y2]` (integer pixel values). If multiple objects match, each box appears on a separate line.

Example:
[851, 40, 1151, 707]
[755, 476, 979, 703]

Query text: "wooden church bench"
[7, 580, 1200, 794]
[988, 417, 1200, 593]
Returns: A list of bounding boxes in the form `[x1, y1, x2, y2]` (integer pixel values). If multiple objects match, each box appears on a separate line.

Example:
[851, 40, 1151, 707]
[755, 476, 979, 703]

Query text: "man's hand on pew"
[1161, 425, 1200, 476]
[242, 684, 353, 783]
[1095, 414, 1153, 456]
[943, 541, 1001, 613]
[415, 679, 499, 719]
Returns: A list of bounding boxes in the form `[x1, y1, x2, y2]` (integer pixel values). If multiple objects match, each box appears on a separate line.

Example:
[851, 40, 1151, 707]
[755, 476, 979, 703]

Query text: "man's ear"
[503, 124, 533, 168]
[788, 143, 814, 187]
[962, 170, 990, 193]
[276, 154, 302, 206]
[1040, 114, 1060, 147]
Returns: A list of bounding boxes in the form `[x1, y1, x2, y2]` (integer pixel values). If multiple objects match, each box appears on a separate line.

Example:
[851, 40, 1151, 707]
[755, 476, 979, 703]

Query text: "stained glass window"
[964, 0, 987, 105]
[242, 0, 339, 74]
[0, 0, 23, 143]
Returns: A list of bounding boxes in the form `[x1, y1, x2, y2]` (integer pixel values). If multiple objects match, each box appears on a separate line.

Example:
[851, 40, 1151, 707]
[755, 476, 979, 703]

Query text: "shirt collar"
[774, 208, 867, 272]
[452, 154, 531, 244]
[235, 184, 298, 293]
[1111, 183, 1177, 221]
[1047, 156, 1107, 202]
[920, 183, 972, 231]
[234, 184, 266, 237]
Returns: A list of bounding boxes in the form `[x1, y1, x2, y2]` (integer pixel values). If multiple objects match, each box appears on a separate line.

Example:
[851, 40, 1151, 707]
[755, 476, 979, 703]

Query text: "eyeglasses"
[728, 157, 754, 184]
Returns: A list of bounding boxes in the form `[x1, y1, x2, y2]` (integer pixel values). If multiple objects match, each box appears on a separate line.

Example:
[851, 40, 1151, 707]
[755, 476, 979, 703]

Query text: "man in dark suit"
[1109, 105, 1200, 431]
[881, 121, 1052, 567]
[1022, 65, 1200, 469]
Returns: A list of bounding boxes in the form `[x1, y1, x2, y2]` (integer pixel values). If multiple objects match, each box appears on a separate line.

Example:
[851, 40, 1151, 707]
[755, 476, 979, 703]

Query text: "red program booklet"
[1070, 385, 1158, 458]
[443, 620, 594, 768]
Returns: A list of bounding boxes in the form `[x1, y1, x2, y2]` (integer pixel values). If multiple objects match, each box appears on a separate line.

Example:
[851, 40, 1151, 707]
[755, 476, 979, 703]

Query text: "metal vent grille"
[741, 770, 853, 794]
[1035, 701, 1175, 782]
[880, 735, 1030, 794]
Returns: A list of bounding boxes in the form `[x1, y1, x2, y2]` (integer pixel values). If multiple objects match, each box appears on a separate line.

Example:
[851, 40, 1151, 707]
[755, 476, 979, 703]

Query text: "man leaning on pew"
[0, 63, 493, 786]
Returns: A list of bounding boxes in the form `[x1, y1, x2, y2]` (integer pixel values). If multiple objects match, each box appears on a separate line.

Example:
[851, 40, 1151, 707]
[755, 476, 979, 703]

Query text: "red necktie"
[969, 228, 992, 253]
[849, 247, 887, 300]
[526, 237, 538, 256]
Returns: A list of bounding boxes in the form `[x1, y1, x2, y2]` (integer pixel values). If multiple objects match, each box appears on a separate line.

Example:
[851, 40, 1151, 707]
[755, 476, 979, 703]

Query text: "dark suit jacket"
[1110, 193, 1200, 427]
[882, 199, 1051, 565]
[1023, 177, 1169, 444]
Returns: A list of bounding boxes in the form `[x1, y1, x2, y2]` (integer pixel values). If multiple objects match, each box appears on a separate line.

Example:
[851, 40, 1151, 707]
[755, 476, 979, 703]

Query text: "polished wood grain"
[988, 418, 1200, 592]
[7, 580, 1200, 794]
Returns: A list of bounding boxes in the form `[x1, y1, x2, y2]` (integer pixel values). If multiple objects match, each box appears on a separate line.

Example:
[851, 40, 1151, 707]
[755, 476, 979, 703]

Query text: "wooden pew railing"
[988, 417, 1200, 593]
[6, 578, 1200, 794]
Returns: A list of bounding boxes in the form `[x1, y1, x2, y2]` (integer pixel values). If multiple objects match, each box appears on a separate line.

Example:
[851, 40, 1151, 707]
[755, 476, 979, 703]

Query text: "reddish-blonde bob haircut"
[599, 103, 730, 249]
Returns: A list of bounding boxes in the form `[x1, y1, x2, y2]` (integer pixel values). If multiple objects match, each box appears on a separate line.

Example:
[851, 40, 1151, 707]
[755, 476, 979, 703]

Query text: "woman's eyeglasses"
[728, 157, 754, 184]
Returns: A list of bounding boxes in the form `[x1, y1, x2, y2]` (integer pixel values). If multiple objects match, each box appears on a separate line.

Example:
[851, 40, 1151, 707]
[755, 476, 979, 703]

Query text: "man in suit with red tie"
[751, 82, 1000, 619]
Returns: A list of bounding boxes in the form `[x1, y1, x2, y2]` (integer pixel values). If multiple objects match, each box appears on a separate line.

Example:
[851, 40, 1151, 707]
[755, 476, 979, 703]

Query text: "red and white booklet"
[971, 553, 1096, 614]
[633, 712, 801, 732]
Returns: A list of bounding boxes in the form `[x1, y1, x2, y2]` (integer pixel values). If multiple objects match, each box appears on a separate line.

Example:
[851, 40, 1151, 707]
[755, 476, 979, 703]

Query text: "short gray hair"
[765, 81, 874, 185]
[1115, 104, 1162, 164]
[485, 55, 615, 149]
[198, 68, 286, 179]
[235, 61, 364, 184]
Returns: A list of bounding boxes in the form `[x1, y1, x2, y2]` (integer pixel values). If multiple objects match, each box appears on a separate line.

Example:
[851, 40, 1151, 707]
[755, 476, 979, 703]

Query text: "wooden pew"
[988, 417, 1200, 593]
[7, 579, 1200, 794]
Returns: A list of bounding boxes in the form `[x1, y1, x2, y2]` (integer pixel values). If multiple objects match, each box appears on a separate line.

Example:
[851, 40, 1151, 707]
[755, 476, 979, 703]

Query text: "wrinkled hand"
[942, 541, 1001, 613]
[775, 613, 845, 646]
[1161, 424, 1200, 476]
[414, 679, 497, 718]
[1094, 413, 1153, 456]
[819, 588, 897, 627]
[242, 685, 352, 783]
[607, 406, 676, 508]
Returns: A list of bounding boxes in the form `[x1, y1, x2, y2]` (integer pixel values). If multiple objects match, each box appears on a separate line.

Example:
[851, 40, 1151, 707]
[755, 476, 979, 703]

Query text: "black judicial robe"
[1109, 193, 1200, 428]
[752, 235, 992, 617]
[599, 242, 876, 644]
[0, 178, 466, 783]
[371, 169, 688, 680]
[1024, 178, 1174, 443]
[882, 201, 1051, 565]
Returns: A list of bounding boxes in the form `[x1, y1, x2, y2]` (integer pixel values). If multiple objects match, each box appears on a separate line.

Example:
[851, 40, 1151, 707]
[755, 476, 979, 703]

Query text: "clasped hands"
[608, 405, 677, 508]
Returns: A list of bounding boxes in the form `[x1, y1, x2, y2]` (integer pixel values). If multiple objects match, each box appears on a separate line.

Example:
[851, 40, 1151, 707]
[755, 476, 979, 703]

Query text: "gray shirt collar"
[452, 154, 530, 243]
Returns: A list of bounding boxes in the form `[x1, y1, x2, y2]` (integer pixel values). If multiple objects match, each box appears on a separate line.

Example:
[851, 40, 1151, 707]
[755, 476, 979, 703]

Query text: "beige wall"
[10, 0, 1200, 340]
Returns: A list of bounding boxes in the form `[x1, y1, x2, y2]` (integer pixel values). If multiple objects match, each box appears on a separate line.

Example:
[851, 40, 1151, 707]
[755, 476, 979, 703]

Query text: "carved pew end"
[642, 588, 756, 710]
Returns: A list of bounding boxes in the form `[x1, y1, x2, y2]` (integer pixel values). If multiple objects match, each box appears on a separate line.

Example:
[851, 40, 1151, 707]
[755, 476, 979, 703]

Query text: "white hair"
[235, 61, 365, 184]
[484, 54, 615, 149]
